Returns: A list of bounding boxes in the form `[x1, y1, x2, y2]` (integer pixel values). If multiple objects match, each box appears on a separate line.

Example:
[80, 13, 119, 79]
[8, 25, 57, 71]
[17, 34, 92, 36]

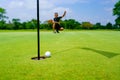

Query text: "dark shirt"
[54, 16, 62, 22]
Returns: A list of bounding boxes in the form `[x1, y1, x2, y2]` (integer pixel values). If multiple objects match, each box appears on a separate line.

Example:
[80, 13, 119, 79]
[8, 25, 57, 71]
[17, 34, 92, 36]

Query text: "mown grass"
[0, 30, 120, 80]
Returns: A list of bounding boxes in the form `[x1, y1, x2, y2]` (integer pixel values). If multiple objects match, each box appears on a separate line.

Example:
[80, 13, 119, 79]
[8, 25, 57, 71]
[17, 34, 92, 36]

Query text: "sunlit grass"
[0, 30, 120, 80]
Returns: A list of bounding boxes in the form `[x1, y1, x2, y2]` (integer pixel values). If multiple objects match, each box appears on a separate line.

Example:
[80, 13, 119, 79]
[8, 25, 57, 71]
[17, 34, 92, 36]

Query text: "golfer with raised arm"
[53, 11, 66, 33]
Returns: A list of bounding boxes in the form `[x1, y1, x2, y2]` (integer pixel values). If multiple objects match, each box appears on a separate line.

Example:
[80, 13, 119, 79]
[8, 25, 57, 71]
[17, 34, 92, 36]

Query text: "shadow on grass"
[81, 47, 119, 58]
[54, 47, 76, 54]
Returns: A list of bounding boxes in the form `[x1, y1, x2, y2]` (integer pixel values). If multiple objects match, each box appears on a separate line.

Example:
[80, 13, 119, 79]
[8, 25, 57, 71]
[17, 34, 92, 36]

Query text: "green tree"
[5, 21, 14, 30]
[12, 18, 21, 29]
[93, 23, 102, 29]
[30, 19, 37, 29]
[106, 22, 113, 29]
[41, 20, 52, 30]
[22, 22, 27, 29]
[81, 22, 93, 29]
[0, 20, 6, 29]
[25, 21, 34, 29]
[0, 7, 8, 29]
[113, 0, 120, 26]
[63, 19, 80, 29]
[25, 19, 38, 29]
[0, 7, 7, 20]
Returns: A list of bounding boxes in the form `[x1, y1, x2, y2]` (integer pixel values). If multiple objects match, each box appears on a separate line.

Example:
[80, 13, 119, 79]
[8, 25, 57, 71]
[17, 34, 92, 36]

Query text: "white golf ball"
[45, 51, 51, 57]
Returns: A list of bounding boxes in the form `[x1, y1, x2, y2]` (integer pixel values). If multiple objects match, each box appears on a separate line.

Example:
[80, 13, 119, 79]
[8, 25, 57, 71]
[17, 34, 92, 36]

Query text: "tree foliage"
[106, 22, 113, 29]
[61, 19, 80, 29]
[0, 7, 8, 21]
[81, 22, 93, 29]
[113, 0, 120, 26]
[0, 7, 119, 30]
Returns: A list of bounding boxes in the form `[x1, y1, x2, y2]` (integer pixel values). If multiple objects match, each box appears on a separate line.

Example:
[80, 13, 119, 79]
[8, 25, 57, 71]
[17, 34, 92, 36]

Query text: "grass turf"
[0, 30, 120, 80]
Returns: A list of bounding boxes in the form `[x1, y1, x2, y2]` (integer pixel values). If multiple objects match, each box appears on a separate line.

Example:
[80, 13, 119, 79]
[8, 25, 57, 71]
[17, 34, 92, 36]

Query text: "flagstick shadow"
[81, 47, 119, 58]
[54, 47, 76, 54]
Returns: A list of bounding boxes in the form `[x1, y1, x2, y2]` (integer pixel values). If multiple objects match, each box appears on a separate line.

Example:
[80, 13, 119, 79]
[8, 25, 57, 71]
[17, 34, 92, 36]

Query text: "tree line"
[0, 0, 120, 30]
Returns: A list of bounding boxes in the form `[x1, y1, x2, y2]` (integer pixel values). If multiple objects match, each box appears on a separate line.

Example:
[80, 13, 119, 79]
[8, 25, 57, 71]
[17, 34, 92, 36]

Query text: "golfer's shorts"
[55, 23, 61, 30]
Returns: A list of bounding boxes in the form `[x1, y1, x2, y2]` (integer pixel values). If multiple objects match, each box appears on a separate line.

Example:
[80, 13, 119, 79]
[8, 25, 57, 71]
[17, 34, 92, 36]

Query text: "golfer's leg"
[56, 28, 59, 33]
[52, 23, 55, 30]
[52, 23, 56, 33]
[56, 24, 61, 33]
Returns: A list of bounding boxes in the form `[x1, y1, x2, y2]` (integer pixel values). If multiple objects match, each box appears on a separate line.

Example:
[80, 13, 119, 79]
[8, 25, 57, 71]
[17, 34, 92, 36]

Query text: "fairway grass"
[0, 30, 120, 80]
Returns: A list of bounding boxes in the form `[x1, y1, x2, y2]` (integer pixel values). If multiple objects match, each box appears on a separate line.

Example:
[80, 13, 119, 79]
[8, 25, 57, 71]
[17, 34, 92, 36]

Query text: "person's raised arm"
[62, 11, 66, 18]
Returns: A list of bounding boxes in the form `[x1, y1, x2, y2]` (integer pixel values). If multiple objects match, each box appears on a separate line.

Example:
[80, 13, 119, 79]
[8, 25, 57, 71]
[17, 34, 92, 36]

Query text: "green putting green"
[0, 30, 120, 80]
